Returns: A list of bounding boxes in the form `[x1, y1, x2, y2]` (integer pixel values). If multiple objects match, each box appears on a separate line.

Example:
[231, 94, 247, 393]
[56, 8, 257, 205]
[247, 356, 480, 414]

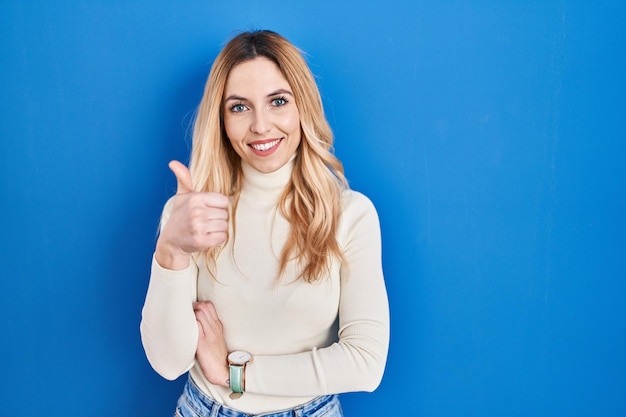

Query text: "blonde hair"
[189, 30, 348, 282]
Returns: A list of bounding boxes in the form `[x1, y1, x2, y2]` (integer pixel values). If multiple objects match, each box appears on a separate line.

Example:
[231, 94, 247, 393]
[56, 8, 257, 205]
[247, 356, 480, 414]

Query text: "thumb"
[169, 160, 193, 194]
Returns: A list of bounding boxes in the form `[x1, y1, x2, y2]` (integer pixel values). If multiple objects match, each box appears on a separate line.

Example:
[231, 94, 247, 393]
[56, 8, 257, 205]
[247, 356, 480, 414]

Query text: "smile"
[249, 138, 282, 152]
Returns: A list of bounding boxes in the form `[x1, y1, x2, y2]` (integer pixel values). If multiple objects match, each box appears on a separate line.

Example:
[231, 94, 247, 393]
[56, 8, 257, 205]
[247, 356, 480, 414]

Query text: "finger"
[195, 308, 214, 338]
[169, 160, 193, 194]
[202, 230, 228, 248]
[196, 319, 206, 338]
[204, 302, 220, 321]
[201, 193, 230, 210]
[194, 301, 220, 322]
[204, 206, 229, 221]
[202, 219, 228, 235]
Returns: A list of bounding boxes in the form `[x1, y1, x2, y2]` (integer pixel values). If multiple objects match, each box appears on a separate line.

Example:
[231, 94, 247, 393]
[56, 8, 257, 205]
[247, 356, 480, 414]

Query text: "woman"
[141, 30, 389, 417]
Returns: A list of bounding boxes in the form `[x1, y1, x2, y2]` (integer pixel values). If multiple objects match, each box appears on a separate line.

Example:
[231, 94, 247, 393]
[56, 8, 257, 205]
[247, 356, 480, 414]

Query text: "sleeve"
[139, 199, 200, 381]
[245, 192, 390, 395]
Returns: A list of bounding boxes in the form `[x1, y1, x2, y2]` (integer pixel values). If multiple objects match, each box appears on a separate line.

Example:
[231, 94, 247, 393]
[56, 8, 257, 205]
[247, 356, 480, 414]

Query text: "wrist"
[221, 366, 230, 388]
[155, 240, 190, 270]
[227, 351, 251, 396]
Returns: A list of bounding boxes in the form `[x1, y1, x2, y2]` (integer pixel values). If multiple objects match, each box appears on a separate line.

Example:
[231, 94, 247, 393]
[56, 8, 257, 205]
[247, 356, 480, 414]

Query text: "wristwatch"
[228, 350, 251, 398]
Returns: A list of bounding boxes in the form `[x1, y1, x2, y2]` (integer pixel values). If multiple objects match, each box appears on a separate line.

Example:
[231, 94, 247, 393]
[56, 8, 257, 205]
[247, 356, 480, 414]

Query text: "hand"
[155, 160, 229, 270]
[193, 301, 230, 387]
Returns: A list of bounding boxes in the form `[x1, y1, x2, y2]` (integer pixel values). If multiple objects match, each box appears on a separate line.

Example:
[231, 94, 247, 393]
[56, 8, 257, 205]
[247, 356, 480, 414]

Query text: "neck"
[240, 157, 295, 204]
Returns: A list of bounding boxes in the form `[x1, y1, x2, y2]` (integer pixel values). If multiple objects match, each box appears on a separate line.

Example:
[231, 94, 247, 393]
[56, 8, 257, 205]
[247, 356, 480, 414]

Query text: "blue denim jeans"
[174, 376, 344, 417]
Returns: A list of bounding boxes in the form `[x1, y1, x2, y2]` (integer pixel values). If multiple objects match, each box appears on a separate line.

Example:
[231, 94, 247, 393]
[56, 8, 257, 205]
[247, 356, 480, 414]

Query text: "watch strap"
[229, 364, 244, 393]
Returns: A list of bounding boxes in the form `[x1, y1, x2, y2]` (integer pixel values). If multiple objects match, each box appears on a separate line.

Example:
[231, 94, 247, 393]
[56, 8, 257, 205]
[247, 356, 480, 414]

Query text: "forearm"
[140, 255, 199, 380]
[245, 316, 389, 396]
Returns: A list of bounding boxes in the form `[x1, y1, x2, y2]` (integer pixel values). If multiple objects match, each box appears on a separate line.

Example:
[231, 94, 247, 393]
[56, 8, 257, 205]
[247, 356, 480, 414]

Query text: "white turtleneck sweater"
[140, 159, 389, 414]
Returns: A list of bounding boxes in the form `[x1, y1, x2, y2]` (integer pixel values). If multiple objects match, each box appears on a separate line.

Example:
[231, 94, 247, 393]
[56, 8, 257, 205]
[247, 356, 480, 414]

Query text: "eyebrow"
[223, 89, 294, 102]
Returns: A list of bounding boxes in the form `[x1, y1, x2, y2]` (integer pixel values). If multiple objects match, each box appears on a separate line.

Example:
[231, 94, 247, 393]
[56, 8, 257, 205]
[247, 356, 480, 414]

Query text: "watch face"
[228, 350, 251, 364]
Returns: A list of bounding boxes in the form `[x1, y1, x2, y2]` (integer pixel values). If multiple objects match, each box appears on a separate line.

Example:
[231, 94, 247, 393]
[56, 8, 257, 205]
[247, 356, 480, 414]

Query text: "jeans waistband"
[184, 375, 337, 417]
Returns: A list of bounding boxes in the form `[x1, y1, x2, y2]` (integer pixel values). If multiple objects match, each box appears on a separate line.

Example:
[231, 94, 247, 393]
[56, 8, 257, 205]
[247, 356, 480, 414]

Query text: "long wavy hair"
[188, 30, 348, 283]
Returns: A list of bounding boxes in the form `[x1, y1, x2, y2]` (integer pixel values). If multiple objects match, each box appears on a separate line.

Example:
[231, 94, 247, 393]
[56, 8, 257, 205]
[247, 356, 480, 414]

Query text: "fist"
[155, 161, 229, 269]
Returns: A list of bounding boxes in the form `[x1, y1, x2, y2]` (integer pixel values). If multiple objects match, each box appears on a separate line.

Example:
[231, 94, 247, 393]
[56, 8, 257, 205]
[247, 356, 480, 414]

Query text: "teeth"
[251, 139, 280, 151]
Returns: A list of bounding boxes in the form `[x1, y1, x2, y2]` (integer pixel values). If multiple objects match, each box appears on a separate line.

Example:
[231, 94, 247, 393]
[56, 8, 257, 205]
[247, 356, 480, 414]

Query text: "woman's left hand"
[193, 301, 230, 387]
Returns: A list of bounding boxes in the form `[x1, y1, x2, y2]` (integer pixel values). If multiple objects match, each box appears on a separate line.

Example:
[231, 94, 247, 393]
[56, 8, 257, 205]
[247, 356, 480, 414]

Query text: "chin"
[256, 164, 282, 174]
[254, 159, 288, 173]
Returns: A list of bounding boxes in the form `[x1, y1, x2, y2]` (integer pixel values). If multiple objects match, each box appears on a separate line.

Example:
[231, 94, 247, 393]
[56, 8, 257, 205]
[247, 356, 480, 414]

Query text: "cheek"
[226, 136, 239, 154]
[222, 120, 244, 157]
[223, 116, 243, 142]
[284, 109, 301, 135]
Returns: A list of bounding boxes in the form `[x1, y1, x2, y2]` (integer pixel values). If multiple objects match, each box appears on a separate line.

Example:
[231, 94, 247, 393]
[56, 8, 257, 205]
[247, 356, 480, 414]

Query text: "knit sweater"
[140, 158, 389, 414]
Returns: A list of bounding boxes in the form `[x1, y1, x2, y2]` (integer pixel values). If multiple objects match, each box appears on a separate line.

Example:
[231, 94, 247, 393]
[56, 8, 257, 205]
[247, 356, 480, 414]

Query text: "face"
[222, 57, 301, 174]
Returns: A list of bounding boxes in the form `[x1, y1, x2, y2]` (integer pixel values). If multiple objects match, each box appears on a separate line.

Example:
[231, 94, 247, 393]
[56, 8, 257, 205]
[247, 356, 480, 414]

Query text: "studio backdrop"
[1, 1, 625, 416]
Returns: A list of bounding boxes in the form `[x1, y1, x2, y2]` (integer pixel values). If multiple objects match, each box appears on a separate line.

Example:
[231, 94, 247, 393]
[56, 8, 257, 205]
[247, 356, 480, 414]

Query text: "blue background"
[1, 1, 625, 416]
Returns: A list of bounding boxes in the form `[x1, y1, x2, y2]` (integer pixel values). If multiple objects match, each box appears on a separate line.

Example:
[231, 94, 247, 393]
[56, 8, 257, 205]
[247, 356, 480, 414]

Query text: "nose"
[250, 109, 271, 134]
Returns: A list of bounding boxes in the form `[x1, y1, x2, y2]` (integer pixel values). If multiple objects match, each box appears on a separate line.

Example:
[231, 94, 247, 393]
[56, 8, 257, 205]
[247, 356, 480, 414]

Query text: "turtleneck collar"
[240, 155, 295, 204]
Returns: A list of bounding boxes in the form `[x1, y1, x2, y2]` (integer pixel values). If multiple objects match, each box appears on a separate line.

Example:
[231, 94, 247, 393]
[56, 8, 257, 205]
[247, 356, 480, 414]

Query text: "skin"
[156, 56, 303, 388]
[223, 56, 301, 174]
[154, 160, 229, 271]
[194, 300, 230, 387]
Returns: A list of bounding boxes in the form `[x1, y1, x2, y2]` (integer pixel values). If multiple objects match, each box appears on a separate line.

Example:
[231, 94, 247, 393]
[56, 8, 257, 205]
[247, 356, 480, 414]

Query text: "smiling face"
[222, 57, 301, 174]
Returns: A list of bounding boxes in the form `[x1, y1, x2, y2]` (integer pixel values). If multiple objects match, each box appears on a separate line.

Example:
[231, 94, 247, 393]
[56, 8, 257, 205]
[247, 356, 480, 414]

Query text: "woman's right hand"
[155, 160, 229, 270]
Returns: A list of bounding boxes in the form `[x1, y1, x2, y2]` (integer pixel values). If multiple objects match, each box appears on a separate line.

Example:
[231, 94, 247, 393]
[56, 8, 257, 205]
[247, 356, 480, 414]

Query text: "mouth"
[248, 138, 283, 153]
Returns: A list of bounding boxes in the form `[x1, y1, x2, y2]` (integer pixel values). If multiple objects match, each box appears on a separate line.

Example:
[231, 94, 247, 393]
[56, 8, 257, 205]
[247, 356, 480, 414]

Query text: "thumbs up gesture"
[169, 159, 195, 195]
[155, 161, 229, 270]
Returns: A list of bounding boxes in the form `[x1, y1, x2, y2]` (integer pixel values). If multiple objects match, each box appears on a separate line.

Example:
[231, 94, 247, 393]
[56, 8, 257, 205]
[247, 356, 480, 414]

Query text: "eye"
[230, 103, 248, 113]
[271, 96, 288, 107]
